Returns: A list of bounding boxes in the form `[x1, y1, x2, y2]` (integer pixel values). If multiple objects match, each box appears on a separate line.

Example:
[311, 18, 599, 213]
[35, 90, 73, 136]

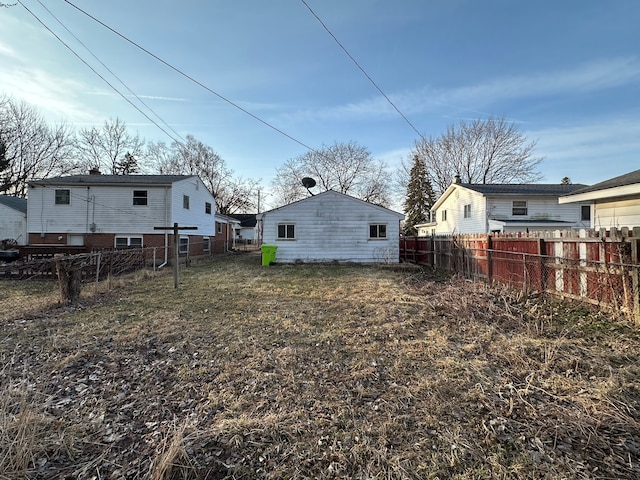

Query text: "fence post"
[538, 237, 546, 293]
[487, 235, 493, 284]
[631, 227, 640, 324]
[95, 252, 101, 293]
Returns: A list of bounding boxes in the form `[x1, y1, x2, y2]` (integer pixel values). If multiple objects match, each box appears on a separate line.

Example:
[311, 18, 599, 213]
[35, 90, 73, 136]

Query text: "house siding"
[261, 191, 403, 263]
[487, 196, 590, 227]
[594, 198, 640, 229]
[0, 204, 27, 245]
[27, 176, 216, 251]
[432, 188, 486, 234]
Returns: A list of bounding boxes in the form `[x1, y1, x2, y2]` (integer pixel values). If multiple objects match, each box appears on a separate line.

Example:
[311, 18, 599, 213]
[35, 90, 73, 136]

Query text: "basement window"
[115, 236, 143, 249]
[179, 236, 189, 254]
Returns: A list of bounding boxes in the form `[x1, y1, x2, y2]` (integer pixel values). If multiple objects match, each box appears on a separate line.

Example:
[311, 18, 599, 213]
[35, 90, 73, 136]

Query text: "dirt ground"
[1, 253, 639, 479]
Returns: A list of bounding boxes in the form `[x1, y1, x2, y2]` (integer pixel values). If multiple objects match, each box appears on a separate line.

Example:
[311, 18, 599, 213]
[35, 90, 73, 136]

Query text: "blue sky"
[1, 0, 639, 210]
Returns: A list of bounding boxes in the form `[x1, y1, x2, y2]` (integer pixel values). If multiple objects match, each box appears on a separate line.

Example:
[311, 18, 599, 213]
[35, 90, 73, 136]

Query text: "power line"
[299, 0, 424, 141]
[33, 0, 187, 145]
[63, 0, 321, 155]
[17, 0, 184, 147]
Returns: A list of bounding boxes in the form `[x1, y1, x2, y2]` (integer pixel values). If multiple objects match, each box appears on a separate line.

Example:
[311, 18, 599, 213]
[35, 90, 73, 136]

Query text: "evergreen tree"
[403, 155, 436, 235]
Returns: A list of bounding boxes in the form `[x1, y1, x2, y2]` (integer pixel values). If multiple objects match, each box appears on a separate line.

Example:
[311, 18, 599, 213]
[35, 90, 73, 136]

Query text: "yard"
[1, 253, 639, 479]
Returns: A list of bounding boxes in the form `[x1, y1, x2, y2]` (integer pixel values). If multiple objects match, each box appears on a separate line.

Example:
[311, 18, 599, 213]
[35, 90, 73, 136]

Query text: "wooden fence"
[401, 228, 640, 322]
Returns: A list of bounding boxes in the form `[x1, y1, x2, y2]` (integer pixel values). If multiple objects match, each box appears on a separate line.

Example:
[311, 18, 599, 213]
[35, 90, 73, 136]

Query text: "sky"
[1, 0, 639, 211]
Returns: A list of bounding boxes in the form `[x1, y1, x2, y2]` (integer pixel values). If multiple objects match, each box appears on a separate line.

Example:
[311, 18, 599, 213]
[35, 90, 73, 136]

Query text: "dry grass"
[1, 253, 639, 479]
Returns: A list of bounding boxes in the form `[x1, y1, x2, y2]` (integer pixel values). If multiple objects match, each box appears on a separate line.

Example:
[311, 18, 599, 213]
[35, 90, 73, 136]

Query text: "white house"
[27, 173, 216, 257]
[417, 179, 591, 235]
[558, 168, 640, 229]
[257, 190, 405, 263]
[0, 195, 27, 245]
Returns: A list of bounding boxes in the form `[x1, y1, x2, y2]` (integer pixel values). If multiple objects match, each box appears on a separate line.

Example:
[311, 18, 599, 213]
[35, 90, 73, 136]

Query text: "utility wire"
[17, 0, 184, 147]
[299, 0, 424, 140]
[34, 0, 187, 145]
[63, 0, 320, 155]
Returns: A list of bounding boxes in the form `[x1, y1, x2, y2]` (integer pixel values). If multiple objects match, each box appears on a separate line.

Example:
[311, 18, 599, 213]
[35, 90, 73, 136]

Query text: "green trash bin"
[261, 244, 278, 266]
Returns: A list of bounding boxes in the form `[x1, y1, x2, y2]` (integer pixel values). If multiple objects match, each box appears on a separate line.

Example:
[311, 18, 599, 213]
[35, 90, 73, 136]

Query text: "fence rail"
[401, 228, 640, 322]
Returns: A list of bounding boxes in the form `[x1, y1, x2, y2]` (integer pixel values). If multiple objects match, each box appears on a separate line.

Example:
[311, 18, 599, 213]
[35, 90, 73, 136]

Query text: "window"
[277, 224, 295, 239]
[205, 202, 212, 214]
[581, 205, 591, 222]
[512, 200, 528, 216]
[133, 190, 148, 206]
[183, 195, 190, 209]
[203, 237, 211, 252]
[179, 236, 189, 254]
[115, 236, 143, 249]
[55, 189, 70, 205]
[217, 222, 223, 234]
[369, 224, 387, 239]
[463, 204, 471, 218]
[441, 210, 447, 221]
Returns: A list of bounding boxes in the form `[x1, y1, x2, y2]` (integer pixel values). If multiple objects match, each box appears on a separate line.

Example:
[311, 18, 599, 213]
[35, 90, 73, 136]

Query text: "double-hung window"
[205, 202, 212, 214]
[581, 205, 591, 222]
[512, 200, 528, 216]
[133, 190, 148, 206]
[183, 195, 190, 210]
[277, 224, 295, 240]
[463, 204, 471, 218]
[55, 189, 70, 205]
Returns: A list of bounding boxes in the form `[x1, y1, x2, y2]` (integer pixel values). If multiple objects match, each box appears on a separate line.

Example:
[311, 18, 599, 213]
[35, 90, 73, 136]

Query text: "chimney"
[453, 174, 461, 184]
[89, 167, 101, 175]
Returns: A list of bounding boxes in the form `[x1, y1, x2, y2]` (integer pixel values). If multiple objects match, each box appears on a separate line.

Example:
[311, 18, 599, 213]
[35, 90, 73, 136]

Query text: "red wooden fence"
[400, 228, 640, 322]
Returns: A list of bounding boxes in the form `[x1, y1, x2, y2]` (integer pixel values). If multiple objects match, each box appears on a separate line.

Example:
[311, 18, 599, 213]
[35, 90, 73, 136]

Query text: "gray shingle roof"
[29, 174, 195, 186]
[562, 168, 640, 196]
[461, 183, 589, 195]
[0, 195, 27, 214]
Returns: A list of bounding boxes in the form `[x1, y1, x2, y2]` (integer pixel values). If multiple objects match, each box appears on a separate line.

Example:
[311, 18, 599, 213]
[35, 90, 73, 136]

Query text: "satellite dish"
[301, 177, 316, 189]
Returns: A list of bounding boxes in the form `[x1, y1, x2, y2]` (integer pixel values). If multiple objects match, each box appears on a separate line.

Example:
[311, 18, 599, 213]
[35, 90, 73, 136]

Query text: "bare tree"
[0, 95, 75, 197]
[75, 118, 144, 174]
[271, 141, 391, 207]
[148, 135, 259, 215]
[411, 117, 543, 195]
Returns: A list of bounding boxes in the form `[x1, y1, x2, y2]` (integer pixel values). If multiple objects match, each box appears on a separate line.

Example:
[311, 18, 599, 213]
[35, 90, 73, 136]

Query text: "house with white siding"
[0, 195, 27, 245]
[417, 178, 591, 235]
[558, 168, 640, 230]
[27, 173, 216, 257]
[257, 190, 404, 263]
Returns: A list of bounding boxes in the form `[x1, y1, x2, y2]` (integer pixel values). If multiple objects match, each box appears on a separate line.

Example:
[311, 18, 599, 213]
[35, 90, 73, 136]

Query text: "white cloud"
[276, 57, 640, 124]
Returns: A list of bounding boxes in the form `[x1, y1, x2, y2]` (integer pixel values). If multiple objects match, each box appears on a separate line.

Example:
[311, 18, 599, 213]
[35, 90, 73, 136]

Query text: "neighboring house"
[0, 195, 28, 245]
[416, 178, 591, 235]
[558, 168, 640, 229]
[213, 214, 240, 253]
[27, 173, 216, 257]
[230, 214, 259, 246]
[257, 190, 404, 263]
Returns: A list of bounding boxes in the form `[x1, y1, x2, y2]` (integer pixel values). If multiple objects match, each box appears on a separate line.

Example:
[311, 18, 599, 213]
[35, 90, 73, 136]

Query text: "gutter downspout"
[158, 186, 170, 268]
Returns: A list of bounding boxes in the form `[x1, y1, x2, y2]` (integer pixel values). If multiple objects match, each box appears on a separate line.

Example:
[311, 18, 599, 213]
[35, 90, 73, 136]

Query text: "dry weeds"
[1, 253, 639, 479]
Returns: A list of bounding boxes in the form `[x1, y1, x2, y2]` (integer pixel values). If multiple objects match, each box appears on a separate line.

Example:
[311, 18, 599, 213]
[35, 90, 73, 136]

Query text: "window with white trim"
[441, 210, 447, 221]
[115, 236, 143, 249]
[205, 202, 212, 214]
[179, 236, 189, 254]
[55, 189, 70, 205]
[277, 224, 295, 239]
[183, 195, 190, 209]
[512, 200, 528, 216]
[369, 224, 387, 239]
[133, 190, 148, 206]
[217, 222, 223, 234]
[463, 204, 471, 218]
[203, 237, 211, 252]
[581, 205, 591, 221]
